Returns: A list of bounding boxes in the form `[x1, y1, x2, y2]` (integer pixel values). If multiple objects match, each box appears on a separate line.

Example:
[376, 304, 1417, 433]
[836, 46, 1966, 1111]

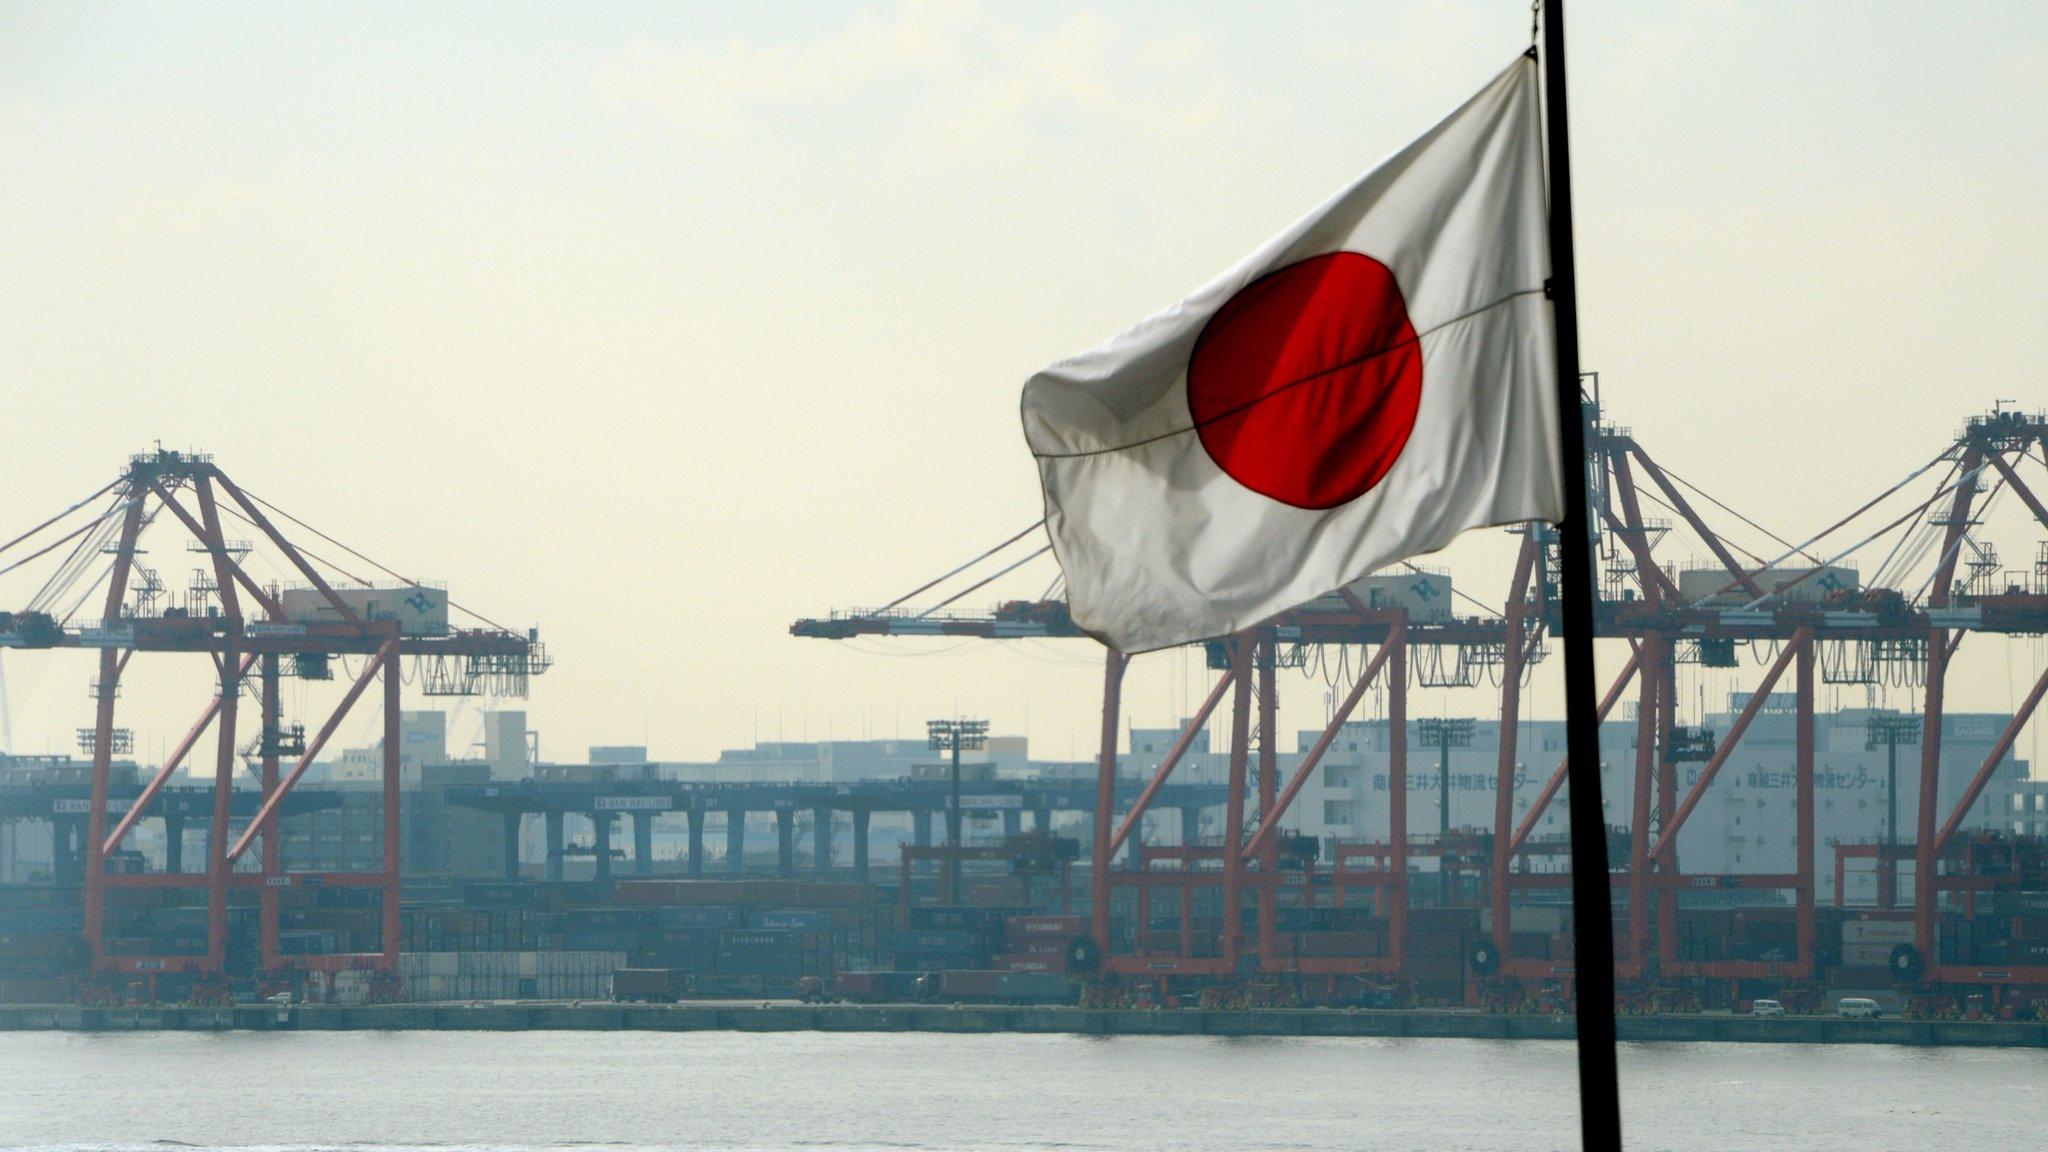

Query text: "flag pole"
[1540, 1, 1624, 1148]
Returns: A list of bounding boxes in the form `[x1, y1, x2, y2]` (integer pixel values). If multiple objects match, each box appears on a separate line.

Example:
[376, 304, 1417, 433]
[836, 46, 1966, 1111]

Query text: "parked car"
[1837, 997, 1882, 1019]
[1750, 998, 1784, 1017]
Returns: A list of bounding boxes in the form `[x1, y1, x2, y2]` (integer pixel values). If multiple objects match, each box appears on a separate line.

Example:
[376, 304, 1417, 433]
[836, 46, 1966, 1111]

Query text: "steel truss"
[1591, 409, 2048, 1001]
[0, 449, 545, 998]
[795, 401, 2048, 1008]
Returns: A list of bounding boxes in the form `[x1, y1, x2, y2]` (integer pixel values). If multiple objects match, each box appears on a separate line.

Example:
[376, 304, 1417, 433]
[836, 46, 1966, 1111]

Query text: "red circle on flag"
[1186, 251, 1422, 510]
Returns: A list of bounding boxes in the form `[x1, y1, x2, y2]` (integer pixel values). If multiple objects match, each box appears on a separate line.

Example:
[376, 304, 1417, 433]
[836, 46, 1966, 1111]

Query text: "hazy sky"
[3, 1, 2046, 769]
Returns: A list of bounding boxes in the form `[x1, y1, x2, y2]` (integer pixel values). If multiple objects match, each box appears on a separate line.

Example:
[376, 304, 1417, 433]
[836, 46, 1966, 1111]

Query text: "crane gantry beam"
[0, 448, 548, 997]
[792, 396, 2048, 1009]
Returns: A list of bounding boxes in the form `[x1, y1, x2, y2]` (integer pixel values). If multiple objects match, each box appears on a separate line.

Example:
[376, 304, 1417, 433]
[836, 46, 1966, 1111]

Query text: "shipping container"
[613, 967, 688, 1002]
[717, 929, 816, 975]
[282, 585, 448, 635]
[397, 951, 625, 1002]
[613, 879, 872, 908]
[566, 907, 650, 930]
[2009, 939, 2048, 965]
[895, 927, 984, 952]
[755, 909, 834, 932]
[1407, 907, 1480, 931]
[993, 971, 1075, 1003]
[0, 908, 82, 933]
[0, 932, 86, 972]
[1405, 929, 1468, 959]
[996, 952, 1068, 974]
[906, 906, 1010, 931]
[1283, 931, 1381, 958]
[650, 906, 739, 931]
[564, 927, 639, 953]
[1508, 906, 1571, 935]
[939, 970, 1001, 999]
[0, 886, 83, 911]
[1826, 964, 1893, 986]
[1005, 915, 1088, 937]
[0, 976, 72, 1004]
[276, 930, 338, 956]
[1841, 918, 1915, 945]
[1841, 942, 1899, 968]
[831, 970, 930, 1001]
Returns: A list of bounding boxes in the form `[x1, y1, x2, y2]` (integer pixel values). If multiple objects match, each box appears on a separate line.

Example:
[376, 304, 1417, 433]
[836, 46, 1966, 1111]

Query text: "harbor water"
[2, 1031, 2043, 1151]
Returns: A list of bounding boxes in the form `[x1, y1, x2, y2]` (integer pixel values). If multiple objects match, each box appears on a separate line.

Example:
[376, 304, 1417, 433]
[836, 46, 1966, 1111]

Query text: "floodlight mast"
[1865, 713, 1922, 909]
[1418, 717, 1476, 904]
[928, 718, 989, 902]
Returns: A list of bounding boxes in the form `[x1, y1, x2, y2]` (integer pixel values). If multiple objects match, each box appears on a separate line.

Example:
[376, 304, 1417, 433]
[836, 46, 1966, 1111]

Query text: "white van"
[1750, 998, 1784, 1017]
[1837, 997, 1882, 1019]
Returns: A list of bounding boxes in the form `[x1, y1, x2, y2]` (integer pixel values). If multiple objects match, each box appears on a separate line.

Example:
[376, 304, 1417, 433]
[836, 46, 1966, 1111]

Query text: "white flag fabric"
[1022, 56, 1561, 653]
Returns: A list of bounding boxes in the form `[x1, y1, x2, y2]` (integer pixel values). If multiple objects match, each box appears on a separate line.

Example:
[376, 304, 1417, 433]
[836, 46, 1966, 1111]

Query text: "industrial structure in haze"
[2, 399, 2046, 1017]
[1122, 701, 2030, 904]
[0, 449, 549, 1002]
[7, 702, 2026, 900]
[792, 395, 2048, 1015]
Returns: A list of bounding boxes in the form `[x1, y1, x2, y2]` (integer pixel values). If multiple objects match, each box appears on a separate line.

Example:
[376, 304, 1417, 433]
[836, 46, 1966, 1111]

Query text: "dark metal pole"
[949, 736, 963, 901]
[1439, 740, 1453, 904]
[1885, 736, 1899, 907]
[1542, 2, 1624, 1148]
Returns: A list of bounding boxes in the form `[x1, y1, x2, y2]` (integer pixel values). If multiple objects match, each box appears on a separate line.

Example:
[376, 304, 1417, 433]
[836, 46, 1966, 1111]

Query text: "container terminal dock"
[7, 1000, 2048, 1049]
[2, 402, 2047, 1037]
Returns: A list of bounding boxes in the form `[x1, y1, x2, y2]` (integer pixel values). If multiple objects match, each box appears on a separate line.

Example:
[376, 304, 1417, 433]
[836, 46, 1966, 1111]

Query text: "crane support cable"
[215, 504, 372, 592]
[217, 501, 517, 637]
[1684, 447, 1953, 606]
[237, 486, 518, 634]
[26, 495, 134, 615]
[0, 497, 127, 582]
[1036, 568, 1064, 603]
[1873, 511, 1945, 593]
[866, 520, 1046, 618]
[1743, 461, 1995, 610]
[1653, 460, 1817, 563]
[55, 555, 120, 626]
[912, 544, 1053, 620]
[1908, 472, 2009, 606]
[0, 476, 124, 560]
[1629, 483, 1770, 567]
[1869, 456, 1964, 590]
[55, 501, 166, 625]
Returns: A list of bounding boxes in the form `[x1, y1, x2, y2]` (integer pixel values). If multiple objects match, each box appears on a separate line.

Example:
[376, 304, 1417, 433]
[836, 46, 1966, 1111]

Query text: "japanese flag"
[1022, 56, 1561, 652]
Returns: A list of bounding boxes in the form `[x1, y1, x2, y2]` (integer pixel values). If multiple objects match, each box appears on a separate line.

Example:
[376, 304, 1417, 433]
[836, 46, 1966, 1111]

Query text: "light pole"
[1417, 717, 1474, 905]
[1866, 713, 1921, 909]
[928, 718, 988, 903]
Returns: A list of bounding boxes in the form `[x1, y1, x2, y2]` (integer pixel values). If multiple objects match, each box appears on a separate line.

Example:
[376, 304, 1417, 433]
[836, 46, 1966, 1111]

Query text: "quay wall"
[1, 1003, 2043, 1048]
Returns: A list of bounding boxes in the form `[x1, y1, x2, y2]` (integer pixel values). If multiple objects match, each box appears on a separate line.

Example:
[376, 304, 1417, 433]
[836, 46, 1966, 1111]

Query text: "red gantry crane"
[796, 391, 2048, 1014]
[0, 448, 547, 1001]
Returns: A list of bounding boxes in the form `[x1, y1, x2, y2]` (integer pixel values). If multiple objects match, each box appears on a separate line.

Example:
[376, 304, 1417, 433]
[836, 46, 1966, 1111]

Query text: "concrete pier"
[725, 809, 746, 873]
[632, 812, 654, 876]
[502, 812, 522, 880]
[812, 807, 833, 874]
